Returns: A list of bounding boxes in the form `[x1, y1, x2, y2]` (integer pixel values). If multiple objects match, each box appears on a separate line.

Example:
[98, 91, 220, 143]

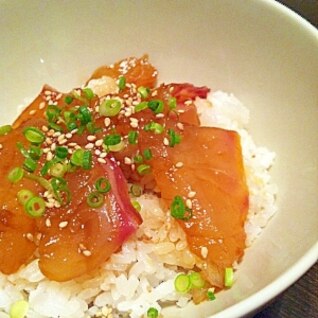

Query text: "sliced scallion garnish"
[143, 148, 152, 160]
[50, 162, 67, 178]
[137, 164, 151, 175]
[174, 273, 192, 293]
[51, 177, 71, 206]
[17, 189, 34, 205]
[144, 122, 164, 134]
[146, 307, 158, 318]
[118, 76, 126, 91]
[128, 131, 138, 144]
[83, 87, 94, 100]
[24, 196, 46, 218]
[189, 272, 205, 289]
[148, 99, 164, 114]
[168, 97, 177, 110]
[82, 150, 92, 170]
[99, 99, 122, 117]
[8, 167, 24, 183]
[87, 191, 104, 208]
[134, 101, 148, 113]
[207, 290, 216, 301]
[167, 129, 181, 147]
[130, 184, 143, 197]
[95, 177, 111, 193]
[23, 127, 45, 144]
[23, 157, 37, 173]
[103, 133, 121, 146]
[64, 95, 73, 105]
[224, 267, 234, 287]
[170, 196, 192, 221]
[138, 86, 150, 99]
[9, 299, 29, 318]
[55, 146, 68, 159]
[0, 124, 12, 136]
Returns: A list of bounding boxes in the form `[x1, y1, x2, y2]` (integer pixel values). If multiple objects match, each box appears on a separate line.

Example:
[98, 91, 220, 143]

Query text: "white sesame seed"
[176, 122, 184, 131]
[95, 106, 99, 112]
[178, 109, 185, 113]
[45, 137, 52, 145]
[0, 144, 3, 150]
[26, 233, 34, 241]
[44, 90, 51, 96]
[56, 93, 62, 100]
[156, 113, 165, 118]
[41, 125, 49, 132]
[124, 157, 132, 165]
[45, 202, 54, 208]
[59, 221, 68, 229]
[71, 128, 78, 134]
[68, 142, 77, 147]
[50, 143, 56, 152]
[53, 131, 61, 138]
[65, 132, 72, 139]
[131, 163, 136, 171]
[47, 129, 54, 137]
[184, 100, 192, 106]
[201, 246, 208, 259]
[74, 145, 81, 150]
[129, 117, 138, 123]
[99, 152, 107, 158]
[188, 191, 196, 198]
[58, 138, 68, 145]
[130, 122, 138, 128]
[83, 250, 92, 257]
[95, 139, 103, 147]
[45, 218, 51, 227]
[87, 135, 96, 142]
[54, 201, 61, 208]
[95, 149, 101, 156]
[163, 137, 169, 146]
[46, 151, 53, 161]
[39, 101, 46, 109]
[104, 118, 111, 127]
[151, 90, 158, 97]
[97, 158, 106, 164]
[85, 143, 94, 149]
[175, 162, 184, 168]
[186, 199, 193, 209]
[28, 109, 36, 115]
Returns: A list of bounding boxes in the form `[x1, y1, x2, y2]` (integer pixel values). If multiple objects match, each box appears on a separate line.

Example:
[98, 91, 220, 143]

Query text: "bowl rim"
[211, 1, 318, 316]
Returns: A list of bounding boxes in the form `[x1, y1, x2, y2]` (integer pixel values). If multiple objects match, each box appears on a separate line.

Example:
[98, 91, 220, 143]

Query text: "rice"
[0, 90, 277, 318]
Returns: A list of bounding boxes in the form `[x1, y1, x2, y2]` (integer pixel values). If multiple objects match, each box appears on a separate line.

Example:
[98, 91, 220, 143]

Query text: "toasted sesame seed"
[45, 218, 51, 227]
[29, 109, 36, 115]
[99, 152, 107, 158]
[124, 157, 132, 165]
[0, 144, 3, 150]
[87, 135, 96, 142]
[59, 221, 68, 229]
[104, 118, 111, 127]
[74, 145, 81, 150]
[175, 162, 184, 168]
[83, 250, 92, 257]
[184, 100, 192, 106]
[57, 134, 65, 142]
[39, 101, 46, 109]
[85, 143, 94, 149]
[56, 93, 62, 100]
[26, 233, 34, 241]
[201, 246, 208, 259]
[46, 130, 54, 137]
[131, 163, 136, 171]
[152, 90, 158, 97]
[129, 117, 138, 123]
[68, 142, 77, 147]
[45, 137, 52, 145]
[97, 158, 106, 164]
[65, 132, 72, 139]
[188, 191, 196, 198]
[54, 201, 61, 208]
[156, 113, 165, 118]
[53, 131, 61, 138]
[163, 137, 169, 146]
[44, 90, 51, 96]
[79, 243, 86, 250]
[176, 122, 184, 131]
[186, 199, 193, 209]
[178, 109, 185, 113]
[45, 202, 54, 208]
[50, 143, 56, 151]
[42, 125, 49, 132]
[58, 138, 68, 145]
[36, 233, 42, 241]
[71, 128, 78, 134]
[95, 139, 103, 147]
[95, 149, 101, 155]
[46, 151, 53, 161]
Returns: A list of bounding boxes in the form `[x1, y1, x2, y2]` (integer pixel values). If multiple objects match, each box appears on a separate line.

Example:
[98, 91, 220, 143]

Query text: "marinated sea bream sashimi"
[0, 56, 248, 293]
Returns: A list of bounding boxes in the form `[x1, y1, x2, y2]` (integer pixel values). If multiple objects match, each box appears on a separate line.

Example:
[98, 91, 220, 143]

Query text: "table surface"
[253, 1, 318, 318]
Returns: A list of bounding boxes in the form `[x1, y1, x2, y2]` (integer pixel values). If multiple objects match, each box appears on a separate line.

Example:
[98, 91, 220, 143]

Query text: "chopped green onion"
[23, 127, 45, 144]
[66, 121, 77, 131]
[50, 162, 67, 178]
[77, 125, 86, 135]
[104, 134, 121, 146]
[168, 129, 181, 147]
[24, 172, 52, 192]
[224, 267, 234, 287]
[23, 157, 37, 173]
[128, 131, 138, 144]
[51, 177, 71, 206]
[28, 145, 42, 160]
[82, 150, 92, 170]
[168, 97, 177, 110]
[46, 105, 61, 123]
[63, 110, 76, 122]
[64, 95, 74, 104]
[174, 274, 192, 293]
[108, 140, 125, 152]
[99, 99, 122, 117]
[170, 196, 192, 221]
[17, 189, 34, 205]
[9, 299, 29, 318]
[87, 191, 104, 208]
[48, 122, 63, 132]
[41, 160, 55, 176]
[137, 164, 151, 175]
[8, 167, 24, 183]
[189, 272, 205, 289]
[138, 86, 150, 99]
[55, 146, 68, 159]
[131, 200, 141, 212]
[130, 184, 143, 197]
[146, 307, 158, 318]
[118, 76, 126, 91]
[16, 142, 29, 158]
[143, 148, 152, 160]
[0, 124, 12, 136]
[78, 106, 92, 124]
[144, 121, 164, 134]
[134, 101, 148, 113]
[133, 154, 143, 164]
[95, 177, 111, 193]
[25, 196, 46, 218]
[86, 122, 101, 134]
[207, 290, 216, 301]
[83, 87, 94, 100]
[70, 149, 84, 166]
[148, 100, 164, 114]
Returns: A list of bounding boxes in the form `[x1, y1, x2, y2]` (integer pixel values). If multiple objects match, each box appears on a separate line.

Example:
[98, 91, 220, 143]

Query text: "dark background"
[253, 1, 317, 318]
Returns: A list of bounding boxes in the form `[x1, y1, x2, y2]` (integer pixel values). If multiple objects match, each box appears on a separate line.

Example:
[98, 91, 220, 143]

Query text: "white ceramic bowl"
[1, 1, 317, 317]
